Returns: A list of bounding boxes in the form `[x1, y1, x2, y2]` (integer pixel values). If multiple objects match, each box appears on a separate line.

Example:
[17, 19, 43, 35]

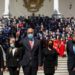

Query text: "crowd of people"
[0, 15, 75, 75]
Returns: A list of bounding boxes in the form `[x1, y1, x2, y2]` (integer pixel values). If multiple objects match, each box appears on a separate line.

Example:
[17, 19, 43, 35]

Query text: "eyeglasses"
[27, 32, 33, 34]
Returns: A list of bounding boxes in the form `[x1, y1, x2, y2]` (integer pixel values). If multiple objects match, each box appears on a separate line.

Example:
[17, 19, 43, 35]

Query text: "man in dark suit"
[0, 45, 4, 75]
[67, 34, 75, 75]
[20, 28, 42, 75]
[6, 37, 21, 75]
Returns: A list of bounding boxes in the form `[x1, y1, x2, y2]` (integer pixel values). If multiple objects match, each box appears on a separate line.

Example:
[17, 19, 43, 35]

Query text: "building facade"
[0, 0, 75, 17]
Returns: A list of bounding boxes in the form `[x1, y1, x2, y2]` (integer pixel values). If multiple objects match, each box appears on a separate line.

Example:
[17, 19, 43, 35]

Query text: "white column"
[3, 0, 10, 18]
[53, 0, 60, 14]
[52, 0, 61, 18]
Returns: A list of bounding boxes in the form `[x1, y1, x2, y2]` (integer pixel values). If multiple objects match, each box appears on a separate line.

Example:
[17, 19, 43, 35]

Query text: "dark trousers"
[69, 71, 75, 75]
[0, 71, 3, 75]
[8, 67, 20, 75]
[45, 74, 54, 75]
[22, 65, 38, 75]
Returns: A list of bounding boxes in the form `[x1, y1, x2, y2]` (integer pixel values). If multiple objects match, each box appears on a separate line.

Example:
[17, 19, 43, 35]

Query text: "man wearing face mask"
[6, 37, 21, 75]
[0, 45, 4, 75]
[20, 28, 42, 75]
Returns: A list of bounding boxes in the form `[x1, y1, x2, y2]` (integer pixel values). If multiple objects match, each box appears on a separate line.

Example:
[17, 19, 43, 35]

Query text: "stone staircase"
[38, 56, 68, 75]
[54, 56, 68, 75]
[4, 56, 68, 75]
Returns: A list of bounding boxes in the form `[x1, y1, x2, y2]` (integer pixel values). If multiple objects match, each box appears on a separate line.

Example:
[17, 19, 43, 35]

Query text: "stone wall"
[0, 0, 75, 17]
[10, 0, 53, 17]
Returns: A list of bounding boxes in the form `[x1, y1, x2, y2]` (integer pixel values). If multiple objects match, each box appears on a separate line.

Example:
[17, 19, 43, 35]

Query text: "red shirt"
[53, 40, 65, 57]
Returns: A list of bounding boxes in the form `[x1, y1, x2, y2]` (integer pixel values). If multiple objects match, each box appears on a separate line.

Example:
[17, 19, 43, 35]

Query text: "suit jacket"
[67, 40, 75, 71]
[43, 47, 58, 74]
[43, 47, 58, 67]
[20, 37, 42, 67]
[6, 47, 22, 67]
[0, 45, 4, 68]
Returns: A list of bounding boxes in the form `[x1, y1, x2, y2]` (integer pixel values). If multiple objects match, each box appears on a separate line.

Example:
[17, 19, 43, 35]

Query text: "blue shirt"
[73, 45, 75, 54]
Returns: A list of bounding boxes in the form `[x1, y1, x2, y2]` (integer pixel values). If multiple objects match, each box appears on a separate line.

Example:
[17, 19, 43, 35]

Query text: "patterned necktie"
[29, 41, 33, 49]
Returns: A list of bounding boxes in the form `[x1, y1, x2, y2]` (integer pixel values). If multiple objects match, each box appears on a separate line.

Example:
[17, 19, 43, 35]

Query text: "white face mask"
[10, 43, 15, 47]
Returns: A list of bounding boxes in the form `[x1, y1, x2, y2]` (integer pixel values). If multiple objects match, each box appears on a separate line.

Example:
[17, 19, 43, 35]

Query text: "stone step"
[38, 70, 68, 74]
[38, 70, 68, 73]
[4, 72, 69, 75]
[55, 73, 68, 75]
[55, 71, 68, 73]
[57, 67, 67, 70]
[58, 57, 67, 60]
[58, 62, 67, 65]
[58, 61, 67, 63]
[58, 64, 67, 68]
[58, 58, 67, 61]
[55, 56, 68, 75]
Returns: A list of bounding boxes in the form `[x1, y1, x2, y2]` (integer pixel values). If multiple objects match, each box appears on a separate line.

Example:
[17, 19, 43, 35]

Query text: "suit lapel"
[32, 39, 38, 51]
[24, 37, 32, 50]
[70, 41, 75, 54]
[14, 48, 18, 56]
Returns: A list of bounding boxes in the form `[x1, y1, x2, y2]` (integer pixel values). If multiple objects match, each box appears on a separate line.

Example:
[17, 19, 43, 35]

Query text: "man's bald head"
[27, 28, 34, 34]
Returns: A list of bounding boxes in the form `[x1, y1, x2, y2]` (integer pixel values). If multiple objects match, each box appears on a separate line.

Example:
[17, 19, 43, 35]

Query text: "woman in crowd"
[43, 40, 58, 75]
[6, 37, 22, 75]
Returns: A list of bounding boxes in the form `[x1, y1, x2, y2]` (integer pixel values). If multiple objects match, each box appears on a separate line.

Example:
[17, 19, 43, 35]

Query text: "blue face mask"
[27, 34, 34, 40]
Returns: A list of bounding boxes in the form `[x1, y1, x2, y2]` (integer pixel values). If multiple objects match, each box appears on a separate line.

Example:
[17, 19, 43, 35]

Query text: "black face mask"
[48, 44, 53, 48]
